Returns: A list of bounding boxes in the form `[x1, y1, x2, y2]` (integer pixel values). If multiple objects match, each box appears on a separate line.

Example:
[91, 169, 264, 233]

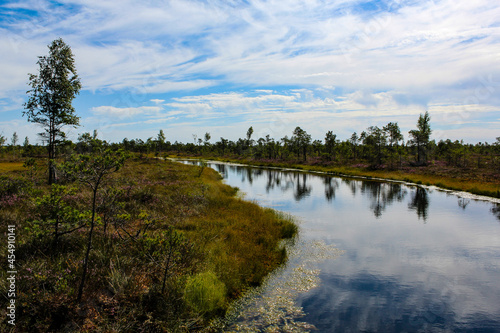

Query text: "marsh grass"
[0, 157, 297, 332]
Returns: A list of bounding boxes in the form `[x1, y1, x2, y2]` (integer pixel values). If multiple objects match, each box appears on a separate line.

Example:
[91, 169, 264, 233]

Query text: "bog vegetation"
[0, 140, 297, 331]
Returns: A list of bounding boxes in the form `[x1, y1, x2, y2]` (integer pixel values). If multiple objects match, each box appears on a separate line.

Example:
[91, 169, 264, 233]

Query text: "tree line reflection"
[207, 162, 497, 222]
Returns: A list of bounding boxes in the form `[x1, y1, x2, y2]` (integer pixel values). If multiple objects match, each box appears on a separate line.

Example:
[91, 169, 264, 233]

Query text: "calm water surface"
[185, 161, 500, 332]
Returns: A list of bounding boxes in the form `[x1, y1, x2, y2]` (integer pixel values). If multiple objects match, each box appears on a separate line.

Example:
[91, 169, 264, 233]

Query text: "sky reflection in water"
[195, 162, 500, 332]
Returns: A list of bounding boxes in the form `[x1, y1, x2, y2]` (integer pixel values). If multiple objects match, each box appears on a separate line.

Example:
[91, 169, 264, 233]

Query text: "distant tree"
[363, 126, 386, 166]
[10, 132, 18, 158]
[292, 126, 312, 161]
[24, 38, 81, 184]
[312, 139, 323, 156]
[153, 129, 166, 155]
[23, 136, 30, 156]
[350, 132, 359, 160]
[156, 129, 166, 153]
[409, 111, 432, 165]
[204, 132, 211, 145]
[11, 132, 18, 146]
[246, 126, 254, 149]
[218, 137, 228, 155]
[264, 135, 275, 159]
[383, 122, 403, 169]
[280, 136, 291, 160]
[157, 129, 166, 144]
[325, 131, 337, 160]
[0, 133, 6, 148]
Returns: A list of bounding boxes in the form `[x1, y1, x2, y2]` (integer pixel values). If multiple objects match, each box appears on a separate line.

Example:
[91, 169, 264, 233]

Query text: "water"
[182, 161, 500, 332]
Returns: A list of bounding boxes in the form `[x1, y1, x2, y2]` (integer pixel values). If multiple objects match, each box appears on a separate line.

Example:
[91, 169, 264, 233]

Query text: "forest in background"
[3, 110, 499, 198]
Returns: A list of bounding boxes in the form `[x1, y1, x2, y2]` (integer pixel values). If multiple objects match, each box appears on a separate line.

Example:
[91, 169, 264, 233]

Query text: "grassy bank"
[0, 157, 297, 332]
[170, 155, 500, 199]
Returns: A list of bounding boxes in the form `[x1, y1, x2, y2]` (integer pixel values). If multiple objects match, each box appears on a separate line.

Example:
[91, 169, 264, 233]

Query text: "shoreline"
[170, 156, 500, 203]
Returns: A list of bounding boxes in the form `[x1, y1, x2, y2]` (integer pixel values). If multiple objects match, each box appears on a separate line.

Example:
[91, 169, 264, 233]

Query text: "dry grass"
[0, 162, 24, 172]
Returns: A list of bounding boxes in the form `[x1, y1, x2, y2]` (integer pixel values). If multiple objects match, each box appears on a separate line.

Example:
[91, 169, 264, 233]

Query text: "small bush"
[184, 271, 226, 313]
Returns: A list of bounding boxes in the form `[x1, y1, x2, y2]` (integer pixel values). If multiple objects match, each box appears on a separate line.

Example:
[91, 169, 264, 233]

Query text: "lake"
[182, 161, 500, 332]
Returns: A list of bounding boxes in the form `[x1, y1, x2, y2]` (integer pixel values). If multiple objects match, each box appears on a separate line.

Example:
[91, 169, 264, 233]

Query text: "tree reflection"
[458, 198, 470, 210]
[360, 182, 407, 218]
[408, 187, 429, 222]
[246, 167, 257, 184]
[264, 170, 295, 193]
[491, 204, 500, 222]
[215, 163, 226, 177]
[324, 177, 339, 201]
[294, 173, 312, 201]
[343, 178, 358, 197]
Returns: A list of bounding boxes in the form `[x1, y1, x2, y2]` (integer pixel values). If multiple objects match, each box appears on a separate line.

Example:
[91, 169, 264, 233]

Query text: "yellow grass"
[0, 162, 24, 172]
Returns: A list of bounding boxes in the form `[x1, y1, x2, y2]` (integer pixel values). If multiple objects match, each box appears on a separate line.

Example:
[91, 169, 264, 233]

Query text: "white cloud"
[150, 99, 165, 104]
[91, 106, 162, 118]
[1, 0, 500, 144]
[2, 0, 500, 95]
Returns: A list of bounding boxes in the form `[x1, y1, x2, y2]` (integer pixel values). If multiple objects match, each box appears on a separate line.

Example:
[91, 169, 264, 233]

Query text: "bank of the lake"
[0, 157, 297, 332]
[169, 154, 500, 199]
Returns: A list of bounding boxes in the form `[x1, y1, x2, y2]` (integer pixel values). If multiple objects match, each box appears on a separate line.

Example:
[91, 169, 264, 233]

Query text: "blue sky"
[1, 0, 499, 144]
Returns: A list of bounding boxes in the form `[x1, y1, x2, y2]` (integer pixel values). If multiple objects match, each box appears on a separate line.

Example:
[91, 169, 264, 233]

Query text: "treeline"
[3, 112, 500, 171]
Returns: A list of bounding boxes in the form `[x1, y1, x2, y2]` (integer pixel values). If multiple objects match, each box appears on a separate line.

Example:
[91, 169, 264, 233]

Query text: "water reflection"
[324, 177, 339, 202]
[360, 182, 407, 218]
[215, 163, 227, 176]
[294, 173, 312, 201]
[458, 198, 471, 210]
[215, 163, 431, 220]
[408, 187, 429, 221]
[492, 204, 500, 221]
[179, 161, 500, 332]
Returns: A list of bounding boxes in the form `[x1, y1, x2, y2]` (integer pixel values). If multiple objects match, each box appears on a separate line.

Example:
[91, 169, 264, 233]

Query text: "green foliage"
[23, 38, 81, 184]
[292, 126, 312, 161]
[184, 271, 226, 313]
[409, 111, 432, 164]
[0, 175, 32, 199]
[61, 147, 127, 187]
[32, 184, 86, 245]
[23, 157, 38, 180]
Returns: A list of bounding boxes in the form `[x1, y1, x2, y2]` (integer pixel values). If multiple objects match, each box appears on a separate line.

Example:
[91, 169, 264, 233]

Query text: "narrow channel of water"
[182, 161, 500, 332]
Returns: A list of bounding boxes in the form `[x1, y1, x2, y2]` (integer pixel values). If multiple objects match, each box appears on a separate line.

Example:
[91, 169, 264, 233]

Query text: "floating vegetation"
[220, 238, 344, 332]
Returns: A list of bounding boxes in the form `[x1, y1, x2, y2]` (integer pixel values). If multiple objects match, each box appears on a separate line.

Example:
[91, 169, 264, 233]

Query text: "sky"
[1, 0, 499, 144]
